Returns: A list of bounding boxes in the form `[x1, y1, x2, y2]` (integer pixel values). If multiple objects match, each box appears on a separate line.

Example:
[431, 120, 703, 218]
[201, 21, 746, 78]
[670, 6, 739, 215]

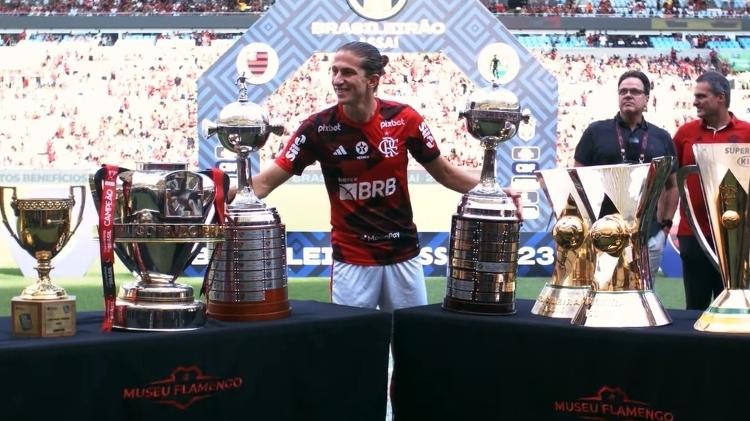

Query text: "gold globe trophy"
[0, 186, 85, 337]
[531, 168, 594, 318]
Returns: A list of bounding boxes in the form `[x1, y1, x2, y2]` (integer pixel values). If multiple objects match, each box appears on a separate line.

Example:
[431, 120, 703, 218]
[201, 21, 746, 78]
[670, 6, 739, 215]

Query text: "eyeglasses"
[618, 88, 645, 96]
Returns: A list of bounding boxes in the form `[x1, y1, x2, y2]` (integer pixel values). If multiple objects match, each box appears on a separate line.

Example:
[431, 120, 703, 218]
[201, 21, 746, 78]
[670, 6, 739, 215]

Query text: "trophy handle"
[68, 185, 86, 239]
[676, 165, 720, 270]
[0, 186, 23, 248]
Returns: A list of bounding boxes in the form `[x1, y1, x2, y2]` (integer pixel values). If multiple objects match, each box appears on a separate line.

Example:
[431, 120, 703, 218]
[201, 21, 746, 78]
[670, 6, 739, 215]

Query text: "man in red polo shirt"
[674, 71, 750, 310]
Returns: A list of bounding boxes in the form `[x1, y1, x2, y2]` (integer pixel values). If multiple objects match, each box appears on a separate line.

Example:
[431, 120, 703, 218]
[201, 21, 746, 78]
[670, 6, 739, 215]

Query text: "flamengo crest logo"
[378, 137, 398, 158]
[122, 365, 244, 410]
[347, 0, 408, 21]
[553, 386, 675, 420]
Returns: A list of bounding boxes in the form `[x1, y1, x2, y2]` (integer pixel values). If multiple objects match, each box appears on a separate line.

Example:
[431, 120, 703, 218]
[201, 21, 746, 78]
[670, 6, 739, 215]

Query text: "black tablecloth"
[392, 299, 748, 421]
[1, 300, 391, 421]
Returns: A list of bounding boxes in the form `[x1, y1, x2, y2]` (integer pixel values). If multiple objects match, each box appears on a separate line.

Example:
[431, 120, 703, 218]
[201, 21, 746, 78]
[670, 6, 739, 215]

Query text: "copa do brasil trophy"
[677, 143, 750, 333]
[91, 163, 225, 331]
[1, 186, 84, 337]
[567, 157, 674, 327]
[443, 84, 526, 315]
[202, 75, 291, 321]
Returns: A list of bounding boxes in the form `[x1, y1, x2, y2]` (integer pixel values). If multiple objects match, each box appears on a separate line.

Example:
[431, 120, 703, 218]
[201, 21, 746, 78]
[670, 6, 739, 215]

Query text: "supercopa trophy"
[202, 75, 292, 321]
[568, 157, 674, 327]
[1, 186, 84, 337]
[442, 85, 525, 315]
[531, 168, 594, 318]
[677, 143, 750, 332]
[91, 163, 224, 331]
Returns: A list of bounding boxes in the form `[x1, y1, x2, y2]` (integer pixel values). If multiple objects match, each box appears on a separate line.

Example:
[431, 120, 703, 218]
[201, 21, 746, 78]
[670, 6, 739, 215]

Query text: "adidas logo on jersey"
[332, 145, 347, 156]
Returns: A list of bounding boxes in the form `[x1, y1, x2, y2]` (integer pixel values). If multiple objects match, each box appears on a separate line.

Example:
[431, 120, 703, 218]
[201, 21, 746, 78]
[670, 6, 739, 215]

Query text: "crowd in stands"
[1, 33, 749, 171]
[0, 0, 273, 15]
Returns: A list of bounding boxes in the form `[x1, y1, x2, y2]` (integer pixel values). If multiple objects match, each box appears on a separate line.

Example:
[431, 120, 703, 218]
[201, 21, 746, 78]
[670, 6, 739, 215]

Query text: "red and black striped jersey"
[275, 98, 441, 265]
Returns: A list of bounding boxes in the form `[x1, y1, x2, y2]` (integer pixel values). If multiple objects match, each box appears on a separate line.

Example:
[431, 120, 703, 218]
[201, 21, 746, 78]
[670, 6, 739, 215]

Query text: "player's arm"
[421, 155, 479, 194]
[252, 162, 293, 199]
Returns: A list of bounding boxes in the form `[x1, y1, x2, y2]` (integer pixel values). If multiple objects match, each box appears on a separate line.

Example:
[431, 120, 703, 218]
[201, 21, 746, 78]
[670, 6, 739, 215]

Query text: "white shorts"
[331, 255, 427, 312]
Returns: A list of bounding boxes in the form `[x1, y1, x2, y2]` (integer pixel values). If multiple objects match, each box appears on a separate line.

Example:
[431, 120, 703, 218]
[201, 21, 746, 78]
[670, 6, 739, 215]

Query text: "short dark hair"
[336, 41, 389, 77]
[618, 70, 651, 97]
[696, 71, 731, 107]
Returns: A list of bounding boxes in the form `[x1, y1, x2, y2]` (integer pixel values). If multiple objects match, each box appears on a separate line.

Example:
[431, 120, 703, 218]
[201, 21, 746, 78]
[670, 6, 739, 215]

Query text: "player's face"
[693, 81, 724, 122]
[331, 50, 376, 107]
[617, 77, 648, 116]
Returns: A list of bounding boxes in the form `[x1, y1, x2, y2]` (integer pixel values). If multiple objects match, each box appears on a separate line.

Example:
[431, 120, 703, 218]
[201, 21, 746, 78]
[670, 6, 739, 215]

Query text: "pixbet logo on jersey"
[284, 134, 306, 161]
[339, 177, 397, 200]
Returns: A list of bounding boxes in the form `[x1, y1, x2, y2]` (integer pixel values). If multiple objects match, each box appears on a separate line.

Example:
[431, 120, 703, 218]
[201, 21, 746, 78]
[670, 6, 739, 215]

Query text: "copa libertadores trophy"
[677, 143, 750, 333]
[91, 163, 224, 331]
[531, 168, 594, 318]
[202, 75, 291, 321]
[568, 157, 674, 327]
[443, 85, 525, 315]
[1, 186, 84, 337]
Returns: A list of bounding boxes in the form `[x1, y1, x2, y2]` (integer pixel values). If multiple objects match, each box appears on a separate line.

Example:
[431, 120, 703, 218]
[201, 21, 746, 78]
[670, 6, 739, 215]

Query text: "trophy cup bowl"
[568, 157, 674, 327]
[202, 75, 291, 322]
[1, 186, 84, 337]
[531, 168, 594, 318]
[443, 84, 525, 315]
[91, 163, 224, 331]
[677, 143, 750, 333]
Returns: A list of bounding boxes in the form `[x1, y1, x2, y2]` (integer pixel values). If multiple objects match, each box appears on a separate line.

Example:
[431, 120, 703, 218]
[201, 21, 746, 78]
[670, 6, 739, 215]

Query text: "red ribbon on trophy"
[98, 164, 119, 332]
[200, 168, 227, 304]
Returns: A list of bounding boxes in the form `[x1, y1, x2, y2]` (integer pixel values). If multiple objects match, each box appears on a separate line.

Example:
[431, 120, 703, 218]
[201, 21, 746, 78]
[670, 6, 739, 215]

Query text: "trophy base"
[531, 284, 590, 318]
[207, 288, 292, 321]
[11, 296, 76, 337]
[442, 295, 516, 315]
[571, 290, 671, 327]
[114, 283, 205, 331]
[694, 289, 750, 333]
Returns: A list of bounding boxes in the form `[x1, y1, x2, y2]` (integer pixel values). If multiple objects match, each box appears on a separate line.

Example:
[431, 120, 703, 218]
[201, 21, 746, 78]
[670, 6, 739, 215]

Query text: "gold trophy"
[568, 157, 674, 327]
[677, 143, 750, 332]
[531, 168, 594, 318]
[0, 186, 85, 337]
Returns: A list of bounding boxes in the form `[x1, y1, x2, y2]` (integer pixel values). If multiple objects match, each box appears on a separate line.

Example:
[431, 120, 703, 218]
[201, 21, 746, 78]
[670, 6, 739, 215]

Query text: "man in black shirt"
[574, 70, 678, 283]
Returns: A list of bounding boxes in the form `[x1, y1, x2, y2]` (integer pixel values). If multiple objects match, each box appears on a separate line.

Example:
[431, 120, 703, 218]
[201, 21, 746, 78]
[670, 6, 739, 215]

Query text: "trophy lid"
[461, 84, 525, 142]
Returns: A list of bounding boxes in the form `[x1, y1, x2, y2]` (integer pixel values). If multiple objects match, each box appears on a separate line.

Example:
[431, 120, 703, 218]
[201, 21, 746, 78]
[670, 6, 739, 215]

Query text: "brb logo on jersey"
[339, 177, 397, 201]
[378, 137, 399, 158]
[285, 134, 306, 161]
[346, 0, 408, 21]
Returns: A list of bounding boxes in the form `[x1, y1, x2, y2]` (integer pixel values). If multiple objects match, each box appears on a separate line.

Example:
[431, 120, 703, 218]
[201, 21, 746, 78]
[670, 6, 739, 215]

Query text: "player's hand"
[502, 188, 523, 222]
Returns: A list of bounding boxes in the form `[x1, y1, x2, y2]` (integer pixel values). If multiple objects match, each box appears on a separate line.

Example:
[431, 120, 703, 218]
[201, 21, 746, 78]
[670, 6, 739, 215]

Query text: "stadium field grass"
[0, 268, 686, 316]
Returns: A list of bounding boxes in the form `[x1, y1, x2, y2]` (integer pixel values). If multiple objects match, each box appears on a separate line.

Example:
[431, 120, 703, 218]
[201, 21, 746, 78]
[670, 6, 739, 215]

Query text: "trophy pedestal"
[207, 209, 291, 322]
[571, 290, 671, 327]
[113, 283, 205, 331]
[531, 284, 589, 318]
[694, 289, 750, 333]
[11, 296, 76, 337]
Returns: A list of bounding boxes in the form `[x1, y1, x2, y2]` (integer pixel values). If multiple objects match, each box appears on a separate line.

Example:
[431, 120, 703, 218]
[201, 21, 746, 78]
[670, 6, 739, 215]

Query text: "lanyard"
[615, 121, 648, 164]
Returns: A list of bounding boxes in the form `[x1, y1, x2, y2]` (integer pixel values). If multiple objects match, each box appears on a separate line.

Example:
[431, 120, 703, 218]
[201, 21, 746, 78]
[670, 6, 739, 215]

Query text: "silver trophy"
[91, 163, 224, 331]
[677, 143, 750, 333]
[531, 168, 594, 318]
[442, 85, 526, 315]
[202, 75, 291, 321]
[568, 157, 674, 327]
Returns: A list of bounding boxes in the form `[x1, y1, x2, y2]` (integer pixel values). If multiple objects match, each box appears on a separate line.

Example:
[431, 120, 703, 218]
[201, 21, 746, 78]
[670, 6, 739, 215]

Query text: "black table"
[1, 300, 391, 421]
[392, 299, 748, 421]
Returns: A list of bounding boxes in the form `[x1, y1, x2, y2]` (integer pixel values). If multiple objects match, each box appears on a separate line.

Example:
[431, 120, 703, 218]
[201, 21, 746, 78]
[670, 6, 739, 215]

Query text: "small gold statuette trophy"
[202, 75, 291, 321]
[677, 143, 750, 332]
[531, 168, 594, 318]
[442, 84, 526, 315]
[567, 157, 674, 327]
[1, 186, 85, 337]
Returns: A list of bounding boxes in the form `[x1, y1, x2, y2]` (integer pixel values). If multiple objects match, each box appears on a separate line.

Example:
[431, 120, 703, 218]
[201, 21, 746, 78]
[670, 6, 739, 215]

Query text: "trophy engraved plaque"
[202, 75, 291, 321]
[677, 143, 750, 332]
[531, 168, 594, 318]
[1, 186, 84, 337]
[568, 157, 674, 327]
[442, 84, 526, 315]
[91, 163, 224, 331]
